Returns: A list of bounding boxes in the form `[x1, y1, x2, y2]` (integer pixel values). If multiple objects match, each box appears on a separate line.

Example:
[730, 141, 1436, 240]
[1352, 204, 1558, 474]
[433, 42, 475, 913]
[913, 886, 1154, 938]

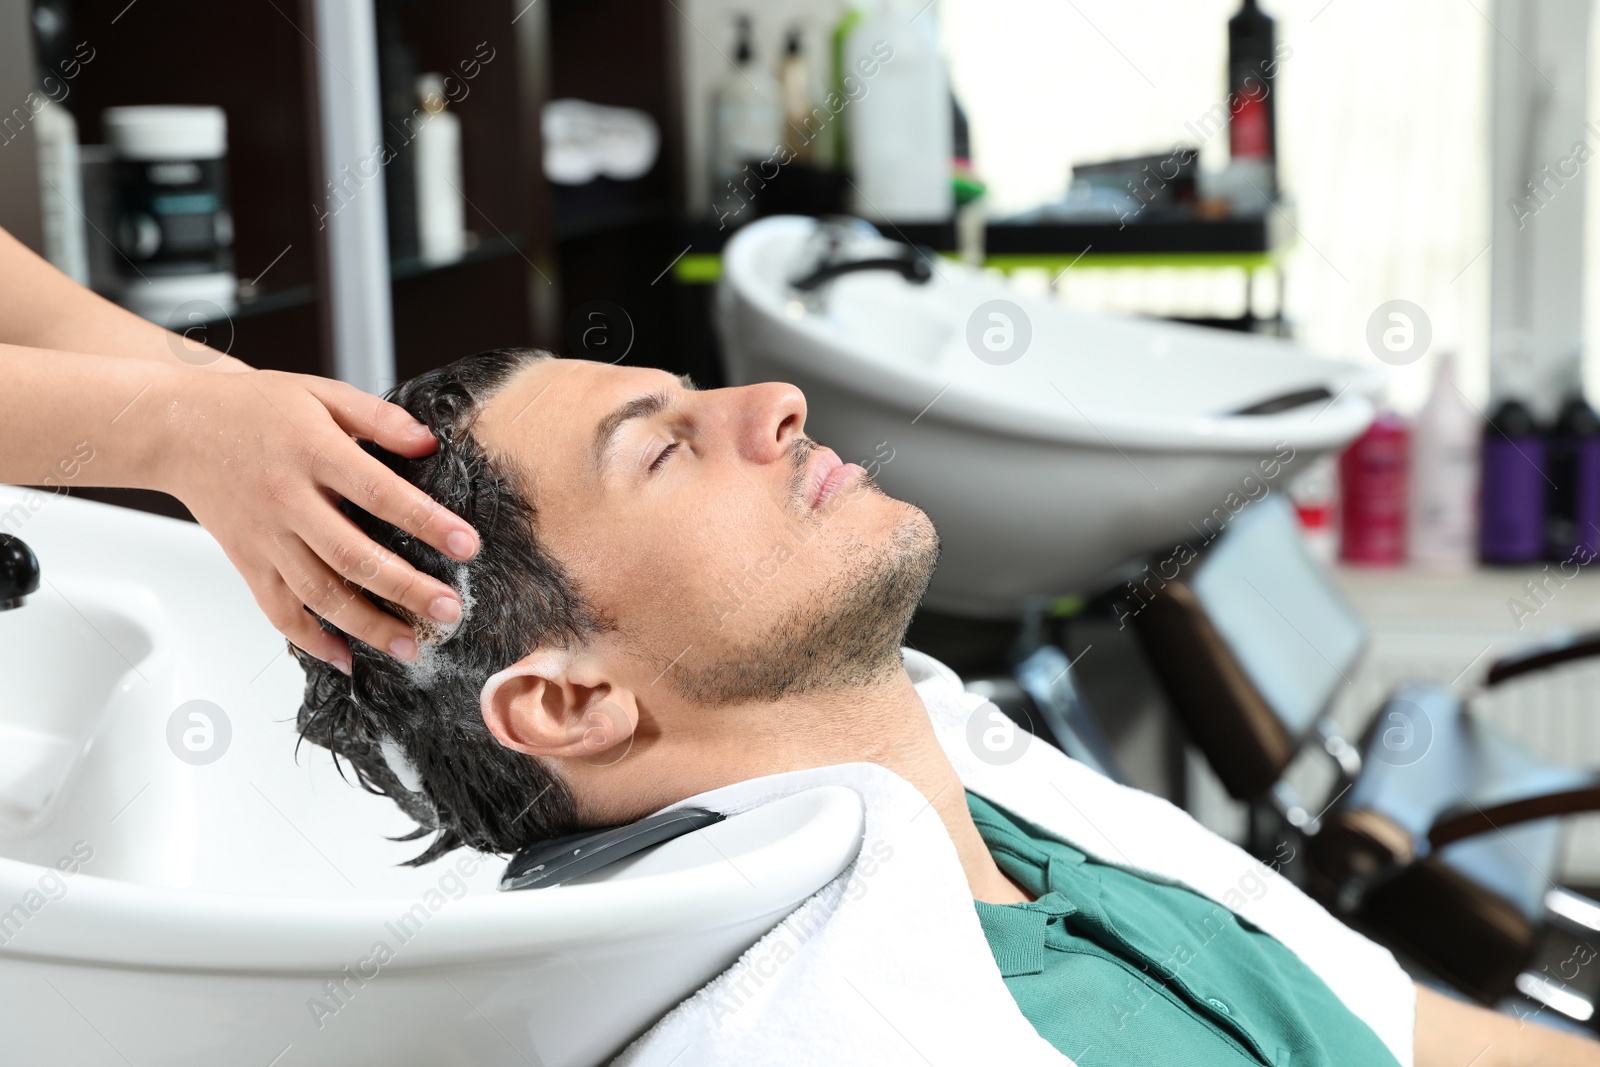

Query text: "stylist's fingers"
[281, 540, 422, 662]
[304, 376, 439, 459]
[256, 579, 352, 674]
[318, 440, 480, 562]
[304, 508, 463, 629]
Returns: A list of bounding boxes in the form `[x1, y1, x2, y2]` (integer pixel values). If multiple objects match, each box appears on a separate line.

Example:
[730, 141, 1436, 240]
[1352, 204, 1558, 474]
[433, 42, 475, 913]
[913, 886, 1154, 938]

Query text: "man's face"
[473, 359, 938, 702]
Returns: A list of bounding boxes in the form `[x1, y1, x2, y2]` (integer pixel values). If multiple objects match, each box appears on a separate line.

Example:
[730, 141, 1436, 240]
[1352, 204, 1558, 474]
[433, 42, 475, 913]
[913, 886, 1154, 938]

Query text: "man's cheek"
[597, 536, 714, 633]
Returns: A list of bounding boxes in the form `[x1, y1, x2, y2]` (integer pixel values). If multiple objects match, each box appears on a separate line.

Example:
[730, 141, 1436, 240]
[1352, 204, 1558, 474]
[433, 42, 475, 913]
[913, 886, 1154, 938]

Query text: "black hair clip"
[500, 807, 725, 891]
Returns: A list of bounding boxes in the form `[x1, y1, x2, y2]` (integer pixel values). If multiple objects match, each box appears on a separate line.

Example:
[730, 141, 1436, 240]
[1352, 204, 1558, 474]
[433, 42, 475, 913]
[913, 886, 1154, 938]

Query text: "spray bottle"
[1408, 353, 1479, 570]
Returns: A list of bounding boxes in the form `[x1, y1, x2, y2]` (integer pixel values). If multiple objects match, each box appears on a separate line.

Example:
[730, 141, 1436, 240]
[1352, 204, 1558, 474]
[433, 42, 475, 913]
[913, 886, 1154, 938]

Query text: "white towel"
[614, 649, 1415, 1067]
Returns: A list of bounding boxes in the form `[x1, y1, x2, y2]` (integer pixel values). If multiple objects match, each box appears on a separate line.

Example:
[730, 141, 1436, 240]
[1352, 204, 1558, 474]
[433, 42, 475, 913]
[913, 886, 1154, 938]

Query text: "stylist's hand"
[159, 367, 478, 672]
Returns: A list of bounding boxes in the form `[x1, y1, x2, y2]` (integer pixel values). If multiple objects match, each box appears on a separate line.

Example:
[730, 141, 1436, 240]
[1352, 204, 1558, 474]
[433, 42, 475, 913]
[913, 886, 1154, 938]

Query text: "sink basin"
[0, 486, 865, 1066]
[0, 579, 154, 829]
[716, 216, 1384, 616]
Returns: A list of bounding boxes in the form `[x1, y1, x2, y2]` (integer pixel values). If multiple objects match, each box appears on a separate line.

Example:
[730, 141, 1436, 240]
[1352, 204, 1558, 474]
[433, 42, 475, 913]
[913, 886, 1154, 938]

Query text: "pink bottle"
[1339, 411, 1410, 565]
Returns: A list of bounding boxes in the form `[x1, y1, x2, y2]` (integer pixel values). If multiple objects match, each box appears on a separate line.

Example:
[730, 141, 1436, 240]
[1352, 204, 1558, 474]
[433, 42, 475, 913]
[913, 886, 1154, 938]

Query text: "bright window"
[940, 0, 1499, 415]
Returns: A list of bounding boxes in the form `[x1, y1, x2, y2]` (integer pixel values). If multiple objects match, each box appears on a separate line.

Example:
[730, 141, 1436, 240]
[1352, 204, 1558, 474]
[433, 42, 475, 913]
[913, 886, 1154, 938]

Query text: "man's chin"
[888, 501, 940, 579]
[671, 504, 940, 705]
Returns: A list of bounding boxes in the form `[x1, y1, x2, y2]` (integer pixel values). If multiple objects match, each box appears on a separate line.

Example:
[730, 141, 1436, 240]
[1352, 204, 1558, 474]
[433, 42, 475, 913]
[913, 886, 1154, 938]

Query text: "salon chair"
[1129, 495, 1600, 1020]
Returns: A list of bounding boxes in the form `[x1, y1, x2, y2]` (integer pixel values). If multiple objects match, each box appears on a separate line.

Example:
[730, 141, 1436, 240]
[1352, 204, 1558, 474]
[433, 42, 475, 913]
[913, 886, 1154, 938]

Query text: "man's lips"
[807, 447, 865, 510]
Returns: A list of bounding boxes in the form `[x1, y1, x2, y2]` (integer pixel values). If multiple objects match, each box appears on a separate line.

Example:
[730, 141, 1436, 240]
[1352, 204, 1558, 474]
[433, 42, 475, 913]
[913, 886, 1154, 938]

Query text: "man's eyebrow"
[591, 376, 698, 471]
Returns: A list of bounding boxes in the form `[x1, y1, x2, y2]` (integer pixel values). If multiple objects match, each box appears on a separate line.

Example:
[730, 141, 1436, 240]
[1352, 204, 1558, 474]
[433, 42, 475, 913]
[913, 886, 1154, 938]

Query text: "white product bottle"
[35, 100, 88, 284]
[842, 0, 953, 222]
[711, 15, 782, 218]
[780, 25, 828, 166]
[1409, 352, 1480, 570]
[414, 74, 466, 266]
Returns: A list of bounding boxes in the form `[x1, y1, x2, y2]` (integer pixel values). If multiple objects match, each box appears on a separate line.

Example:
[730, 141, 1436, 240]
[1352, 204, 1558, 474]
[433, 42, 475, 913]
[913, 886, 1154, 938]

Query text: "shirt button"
[1207, 997, 1231, 1015]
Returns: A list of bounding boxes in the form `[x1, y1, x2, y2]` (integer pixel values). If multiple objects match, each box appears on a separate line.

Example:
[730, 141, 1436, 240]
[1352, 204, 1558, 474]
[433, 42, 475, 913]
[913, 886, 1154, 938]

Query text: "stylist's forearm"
[1413, 984, 1600, 1067]
[0, 226, 248, 372]
[0, 343, 183, 492]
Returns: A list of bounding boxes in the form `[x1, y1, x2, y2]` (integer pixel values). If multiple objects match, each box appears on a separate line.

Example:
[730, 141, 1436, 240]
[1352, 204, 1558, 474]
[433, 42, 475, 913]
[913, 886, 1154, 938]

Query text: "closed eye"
[648, 441, 680, 473]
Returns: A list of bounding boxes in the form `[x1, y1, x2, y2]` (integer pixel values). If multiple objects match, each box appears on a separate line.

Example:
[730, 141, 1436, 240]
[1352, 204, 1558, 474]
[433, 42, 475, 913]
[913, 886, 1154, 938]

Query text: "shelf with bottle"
[182, 231, 531, 329]
[983, 216, 1275, 270]
[667, 159, 1277, 283]
[981, 0, 1287, 278]
[1318, 354, 1600, 576]
[372, 2, 543, 322]
[665, 218, 1272, 286]
[676, 0, 958, 279]
[980, 151, 1284, 272]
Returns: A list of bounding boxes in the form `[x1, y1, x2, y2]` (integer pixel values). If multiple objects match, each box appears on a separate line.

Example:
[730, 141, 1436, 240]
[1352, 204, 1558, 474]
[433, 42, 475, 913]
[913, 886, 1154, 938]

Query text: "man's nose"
[727, 382, 807, 464]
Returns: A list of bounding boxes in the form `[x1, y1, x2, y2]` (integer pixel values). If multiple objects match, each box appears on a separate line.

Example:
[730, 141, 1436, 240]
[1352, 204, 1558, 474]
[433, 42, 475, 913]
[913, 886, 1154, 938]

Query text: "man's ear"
[480, 649, 639, 766]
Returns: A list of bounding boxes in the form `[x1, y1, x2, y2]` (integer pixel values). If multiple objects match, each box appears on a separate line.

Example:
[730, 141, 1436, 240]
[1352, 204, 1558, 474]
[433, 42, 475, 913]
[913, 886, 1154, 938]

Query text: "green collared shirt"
[968, 792, 1400, 1066]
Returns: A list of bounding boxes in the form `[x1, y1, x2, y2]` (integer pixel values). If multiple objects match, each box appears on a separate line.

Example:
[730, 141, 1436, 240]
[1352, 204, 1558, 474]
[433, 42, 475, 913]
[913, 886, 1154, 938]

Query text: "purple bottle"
[1545, 396, 1600, 560]
[1480, 399, 1547, 564]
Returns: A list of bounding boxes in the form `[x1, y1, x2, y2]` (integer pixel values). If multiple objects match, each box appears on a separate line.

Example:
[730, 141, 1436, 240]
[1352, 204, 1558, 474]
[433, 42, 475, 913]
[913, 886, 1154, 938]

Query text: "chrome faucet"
[789, 250, 933, 292]
[0, 534, 40, 610]
[787, 216, 934, 310]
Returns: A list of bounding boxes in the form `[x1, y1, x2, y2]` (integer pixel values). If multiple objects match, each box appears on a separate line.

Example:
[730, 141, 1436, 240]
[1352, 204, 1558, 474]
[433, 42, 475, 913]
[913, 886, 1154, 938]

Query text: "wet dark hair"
[292, 347, 604, 865]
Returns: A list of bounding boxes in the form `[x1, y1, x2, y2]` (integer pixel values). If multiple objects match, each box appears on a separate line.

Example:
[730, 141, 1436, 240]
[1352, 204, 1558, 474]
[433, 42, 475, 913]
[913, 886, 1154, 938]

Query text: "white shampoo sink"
[716, 216, 1382, 616]
[0, 581, 154, 827]
[0, 487, 864, 1066]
